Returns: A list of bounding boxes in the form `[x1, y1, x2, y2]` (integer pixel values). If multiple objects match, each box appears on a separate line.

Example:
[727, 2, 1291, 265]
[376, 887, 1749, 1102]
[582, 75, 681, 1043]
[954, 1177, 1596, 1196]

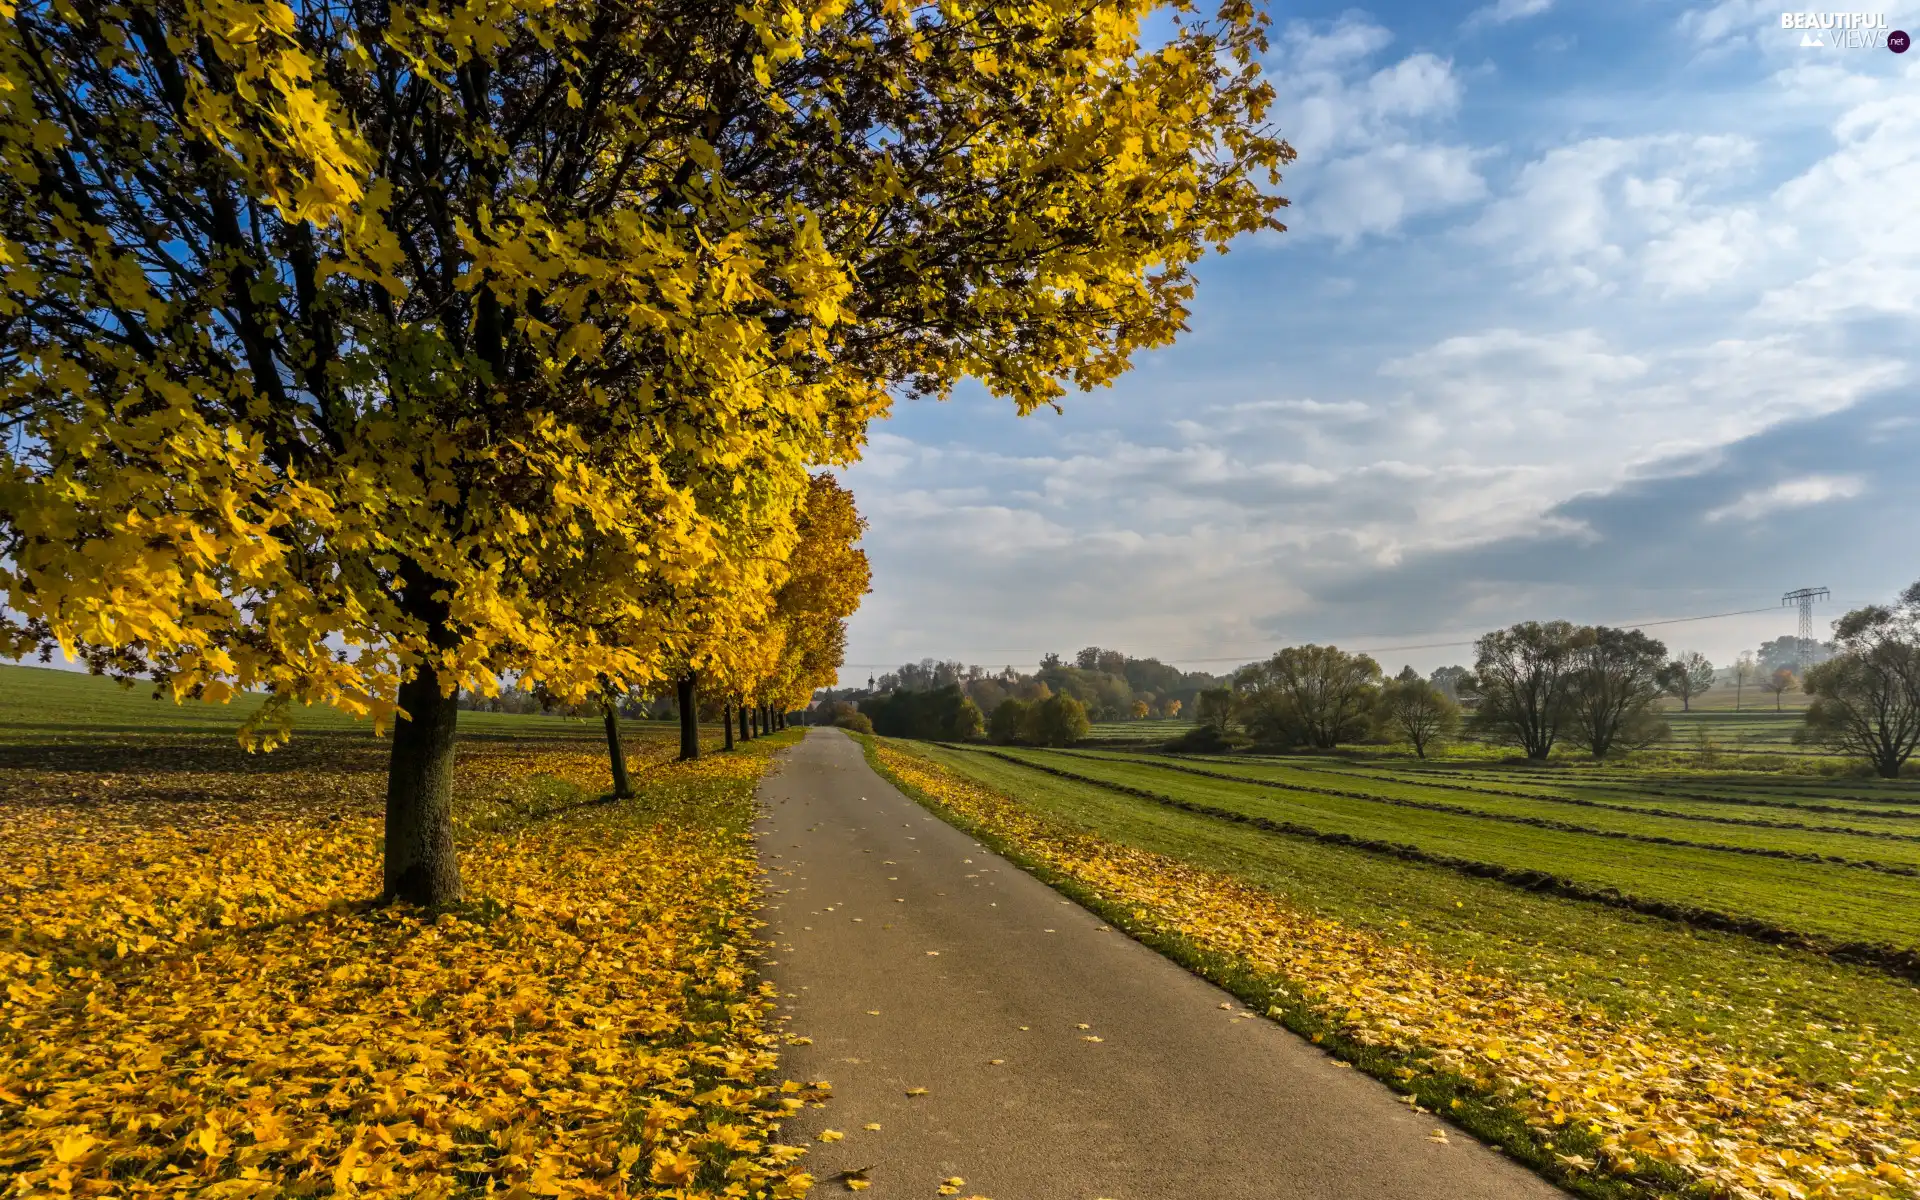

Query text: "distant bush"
[1023, 694, 1091, 747]
[989, 699, 1030, 745]
[833, 710, 874, 735]
[986, 694, 1089, 746]
[860, 684, 983, 741]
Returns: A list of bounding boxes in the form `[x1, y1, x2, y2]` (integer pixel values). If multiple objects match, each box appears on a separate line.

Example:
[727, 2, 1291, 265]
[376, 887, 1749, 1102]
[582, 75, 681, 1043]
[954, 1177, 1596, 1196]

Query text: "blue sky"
[837, 0, 1920, 680]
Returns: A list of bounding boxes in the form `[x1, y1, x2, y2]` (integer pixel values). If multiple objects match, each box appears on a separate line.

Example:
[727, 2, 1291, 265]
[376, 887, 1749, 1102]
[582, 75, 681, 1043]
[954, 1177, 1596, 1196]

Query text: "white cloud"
[1268, 18, 1483, 242]
[1705, 475, 1866, 522]
[1314, 143, 1488, 243]
[847, 330, 1900, 659]
[1759, 83, 1920, 321]
[1472, 134, 1772, 294]
[1676, 0, 1776, 48]
[1465, 0, 1553, 30]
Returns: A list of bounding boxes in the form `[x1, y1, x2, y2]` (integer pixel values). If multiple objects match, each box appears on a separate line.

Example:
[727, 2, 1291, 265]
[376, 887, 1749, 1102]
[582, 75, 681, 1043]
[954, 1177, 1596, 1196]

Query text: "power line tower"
[1781, 587, 1831, 675]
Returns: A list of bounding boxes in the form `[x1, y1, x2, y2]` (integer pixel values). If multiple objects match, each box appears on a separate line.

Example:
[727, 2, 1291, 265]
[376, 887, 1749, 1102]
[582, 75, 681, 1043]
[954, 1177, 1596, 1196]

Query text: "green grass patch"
[987, 745, 1920, 953]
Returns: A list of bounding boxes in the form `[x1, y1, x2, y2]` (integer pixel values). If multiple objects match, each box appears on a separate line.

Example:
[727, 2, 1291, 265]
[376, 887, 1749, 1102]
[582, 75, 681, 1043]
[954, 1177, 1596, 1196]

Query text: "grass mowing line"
[1389, 763, 1920, 812]
[1041, 748, 1920, 879]
[1296, 760, 1920, 821]
[1272, 758, 1920, 816]
[1095, 750, 1920, 845]
[952, 746, 1920, 984]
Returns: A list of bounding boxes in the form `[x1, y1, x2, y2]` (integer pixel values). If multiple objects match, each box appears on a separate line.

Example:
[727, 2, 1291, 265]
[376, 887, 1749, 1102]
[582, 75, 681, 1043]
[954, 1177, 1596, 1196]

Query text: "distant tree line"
[816, 588, 1920, 776]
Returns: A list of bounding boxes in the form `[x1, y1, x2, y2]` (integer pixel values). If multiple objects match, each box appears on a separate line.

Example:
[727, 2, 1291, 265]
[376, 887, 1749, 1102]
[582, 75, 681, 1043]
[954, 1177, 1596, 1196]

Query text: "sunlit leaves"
[1, 0, 1283, 736]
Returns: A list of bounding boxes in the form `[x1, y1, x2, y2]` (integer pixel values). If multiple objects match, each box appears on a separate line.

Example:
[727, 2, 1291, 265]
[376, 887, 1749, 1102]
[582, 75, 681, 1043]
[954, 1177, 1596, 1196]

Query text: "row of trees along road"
[0, 0, 1290, 904]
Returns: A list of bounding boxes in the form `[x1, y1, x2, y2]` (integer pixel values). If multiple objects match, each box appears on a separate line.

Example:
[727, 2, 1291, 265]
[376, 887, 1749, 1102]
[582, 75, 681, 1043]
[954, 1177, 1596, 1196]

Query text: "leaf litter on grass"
[0, 734, 822, 1198]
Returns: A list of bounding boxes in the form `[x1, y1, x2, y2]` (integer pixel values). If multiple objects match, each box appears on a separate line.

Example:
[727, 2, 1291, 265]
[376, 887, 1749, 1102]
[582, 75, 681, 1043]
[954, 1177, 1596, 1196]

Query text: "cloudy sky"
[836, 0, 1920, 681]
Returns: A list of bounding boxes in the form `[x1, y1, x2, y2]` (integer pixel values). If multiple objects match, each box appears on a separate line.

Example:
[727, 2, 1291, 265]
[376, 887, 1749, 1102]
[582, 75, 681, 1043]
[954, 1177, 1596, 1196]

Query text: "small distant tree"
[1234, 645, 1381, 749]
[1761, 667, 1797, 712]
[832, 701, 875, 735]
[1733, 654, 1757, 711]
[1164, 698, 1184, 719]
[949, 696, 987, 742]
[1428, 665, 1474, 703]
[1799, 583, 1920, 778]
[1024, 694, 1092, 747]
[1377, 676, 1461, 758]
[1195, 688, 1236, 734]
[990, 699, 1032, 745]
[1130, 699, 1151, 720]
[1469, 620, 1579, 760]
[1566, 627, 1670, 758]
[1759, 636, 1835, 675]
[1659, 652, 1715, 711]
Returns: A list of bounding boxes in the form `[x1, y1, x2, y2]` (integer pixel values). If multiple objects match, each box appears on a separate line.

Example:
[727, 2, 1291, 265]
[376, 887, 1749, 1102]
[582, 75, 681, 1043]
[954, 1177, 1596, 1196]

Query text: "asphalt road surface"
[758, 728, 1565, 1199]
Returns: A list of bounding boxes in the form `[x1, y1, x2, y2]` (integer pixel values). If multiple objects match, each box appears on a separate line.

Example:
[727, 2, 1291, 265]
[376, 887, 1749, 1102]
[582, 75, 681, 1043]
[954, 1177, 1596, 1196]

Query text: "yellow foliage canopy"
[0, 0, 1288, 738]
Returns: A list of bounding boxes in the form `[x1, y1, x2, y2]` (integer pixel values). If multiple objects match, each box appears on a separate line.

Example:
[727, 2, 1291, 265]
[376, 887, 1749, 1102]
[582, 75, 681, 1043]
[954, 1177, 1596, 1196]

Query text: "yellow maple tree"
[0, 0, 1290, 904]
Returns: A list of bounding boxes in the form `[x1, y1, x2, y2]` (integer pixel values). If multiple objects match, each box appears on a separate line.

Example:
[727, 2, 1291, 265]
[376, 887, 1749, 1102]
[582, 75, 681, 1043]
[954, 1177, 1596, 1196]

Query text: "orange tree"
[757, 473, 870, 725]
[0, 0, 1290, 906]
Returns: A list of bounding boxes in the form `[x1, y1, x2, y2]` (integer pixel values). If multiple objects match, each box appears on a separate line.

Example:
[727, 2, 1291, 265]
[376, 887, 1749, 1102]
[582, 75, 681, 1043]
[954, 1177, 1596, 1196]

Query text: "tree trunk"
[603, 699, 634, 798]
[723, 701, 735, 751]
[385, 662, 463, 907]
[739, 700, 752, 742]
[677, 672, 700, 761]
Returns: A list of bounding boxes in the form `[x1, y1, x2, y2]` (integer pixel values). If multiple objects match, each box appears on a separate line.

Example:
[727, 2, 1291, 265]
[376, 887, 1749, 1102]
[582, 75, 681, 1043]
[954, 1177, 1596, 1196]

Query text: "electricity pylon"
[1781, 587, 1831, 675]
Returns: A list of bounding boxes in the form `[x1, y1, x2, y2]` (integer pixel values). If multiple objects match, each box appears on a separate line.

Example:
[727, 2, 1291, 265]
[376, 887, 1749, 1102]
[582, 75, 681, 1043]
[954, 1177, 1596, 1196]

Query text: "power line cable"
[840, 602, 1804, 671]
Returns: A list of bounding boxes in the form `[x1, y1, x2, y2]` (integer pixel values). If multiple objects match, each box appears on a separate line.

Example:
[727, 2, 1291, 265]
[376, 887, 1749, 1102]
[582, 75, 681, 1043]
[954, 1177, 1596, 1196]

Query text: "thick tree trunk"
[677, 672, 700, 761]
[603, 700, 634, 798]
[739, 702, 752, 742]
[385, 662, 463, 906]
[723, 701, 735, 750]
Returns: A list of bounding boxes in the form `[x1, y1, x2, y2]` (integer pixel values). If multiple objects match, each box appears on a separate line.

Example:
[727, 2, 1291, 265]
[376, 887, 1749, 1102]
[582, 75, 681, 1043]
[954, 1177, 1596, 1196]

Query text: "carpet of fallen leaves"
[874, 742, 1920, 1200]
[0, 731, 819, 1199]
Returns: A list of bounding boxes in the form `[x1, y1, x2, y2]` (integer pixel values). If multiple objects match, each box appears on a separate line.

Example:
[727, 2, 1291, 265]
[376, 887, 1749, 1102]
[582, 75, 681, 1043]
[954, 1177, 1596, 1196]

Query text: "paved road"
[758, 729, 1564, 1199]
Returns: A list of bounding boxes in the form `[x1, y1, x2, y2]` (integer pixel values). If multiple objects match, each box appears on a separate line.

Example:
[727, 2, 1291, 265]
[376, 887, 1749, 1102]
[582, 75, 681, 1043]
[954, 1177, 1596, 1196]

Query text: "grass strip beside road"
[866, 736, 1920, 1200]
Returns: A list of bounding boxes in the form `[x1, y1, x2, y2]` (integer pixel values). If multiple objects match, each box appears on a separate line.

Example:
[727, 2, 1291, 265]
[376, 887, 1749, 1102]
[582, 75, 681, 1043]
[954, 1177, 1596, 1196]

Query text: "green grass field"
[0, 662, 648, 744]
[978, 745, 1920, 951]
[1083, 718, 1193, 742]
[898, 739, 1920, 1101]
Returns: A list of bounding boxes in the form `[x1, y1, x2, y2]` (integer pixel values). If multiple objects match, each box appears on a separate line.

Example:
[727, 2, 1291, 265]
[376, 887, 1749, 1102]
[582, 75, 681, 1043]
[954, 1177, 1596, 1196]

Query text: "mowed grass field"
[0, 662, 631, 743]
[1083, 718, 1193, 742]
[901, 739, 1920, 1098]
